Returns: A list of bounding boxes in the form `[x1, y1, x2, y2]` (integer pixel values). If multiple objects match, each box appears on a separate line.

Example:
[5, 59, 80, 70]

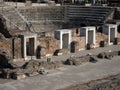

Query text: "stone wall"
[0, 39, 11, 52]
[0, 37, 23, 61]
[96, 32, 108, 47]
[37, 36, 60, 57]
[71, 28, 86, 50]
[71, 28, 109, 50]
[72, 36, 86, 50]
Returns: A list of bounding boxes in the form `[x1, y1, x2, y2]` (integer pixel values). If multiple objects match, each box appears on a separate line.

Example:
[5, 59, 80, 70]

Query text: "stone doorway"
[80, 26, 96, 48]
[110, 28, 115, 43]
[88, 30, 94, 44]
[102, 24, 117, 45]
[22, 34, 37, 60]
[26, 38, 35, 56]
[55, 29, 71, 50]
[62, 34, 69, 49]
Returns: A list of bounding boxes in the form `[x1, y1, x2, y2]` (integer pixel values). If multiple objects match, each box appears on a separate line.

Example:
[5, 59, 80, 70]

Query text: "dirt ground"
[0, 45, 120, 90]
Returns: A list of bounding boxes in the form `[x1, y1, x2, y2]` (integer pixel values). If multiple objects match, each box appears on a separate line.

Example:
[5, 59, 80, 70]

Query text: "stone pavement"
[0, 45, 120, 90]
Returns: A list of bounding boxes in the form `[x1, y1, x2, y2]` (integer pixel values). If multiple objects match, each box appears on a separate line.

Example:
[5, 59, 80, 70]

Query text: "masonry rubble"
[64, 50, 120, 66]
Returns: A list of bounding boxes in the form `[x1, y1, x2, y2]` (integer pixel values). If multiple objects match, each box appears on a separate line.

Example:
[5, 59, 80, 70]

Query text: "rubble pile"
[0, 58, 62, 80]
[0, 49, 120, 79]
[54, 49, 69, 56]
[64, 55, 97, 65]
[0, 50, 15, 69]
[23, 60, 62, 70]
[97, 51, 120, 59]
[39, 61, 62, 69]
[65, 50, 120, 66]
[59, 74, 120, 90]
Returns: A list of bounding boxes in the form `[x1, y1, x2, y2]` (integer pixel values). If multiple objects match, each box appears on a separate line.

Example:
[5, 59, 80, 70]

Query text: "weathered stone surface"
[1, 59, 62, 79]
[97, 51, 119, 59]
[38, 36, 60, 57]
[59, 74, 120, 90]
[39, 68, 49, 75]
[13, 38, 22, 59]
[0, 49, 14, 69]
[22, 60, 40, 69]
[96, 32, 108, 47]
[98, 52, 111, 59]
[64, 56, 92, 65]
[65, 58, 81, 65]
[89, 56, 98, 63]
[55, 49, 69, 56]
[11, 72, 26, 80]
[72, 35, 86, 50]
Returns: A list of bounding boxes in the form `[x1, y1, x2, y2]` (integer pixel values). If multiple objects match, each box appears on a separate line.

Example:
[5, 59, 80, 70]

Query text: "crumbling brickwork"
[38, 36, 60, 57]
[0, 39, 11, 52]
[71, 28, 86, 50]
[71, 28, 80, 37]
[96, 32, 108, 47]
[72, 36, 86, 50]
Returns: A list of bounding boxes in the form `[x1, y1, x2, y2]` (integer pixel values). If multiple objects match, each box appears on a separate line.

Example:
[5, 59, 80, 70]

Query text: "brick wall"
[72, 36, 86, 50]
[0, 38, 12, 57]
[0, 39, 10, 50]
[96, 32, 108, 47]
[37, 36, 60, 57]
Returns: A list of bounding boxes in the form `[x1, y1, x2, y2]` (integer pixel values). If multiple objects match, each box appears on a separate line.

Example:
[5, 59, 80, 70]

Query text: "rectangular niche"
[102, 24, 117, 45]
[21, 34, 37, 60]
[80, 26, 96, 46]
[55, 29, 71, 49]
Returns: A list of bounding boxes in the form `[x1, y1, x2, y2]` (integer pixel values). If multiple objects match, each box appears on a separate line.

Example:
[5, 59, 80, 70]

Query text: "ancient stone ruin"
[0, 1, 120, 81]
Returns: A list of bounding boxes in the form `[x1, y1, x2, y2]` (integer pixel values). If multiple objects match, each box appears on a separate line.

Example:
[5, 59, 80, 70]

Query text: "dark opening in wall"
[118, 25, 120, 33]
[80, 23, 86, 27]
[76, 28, 79, 34]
